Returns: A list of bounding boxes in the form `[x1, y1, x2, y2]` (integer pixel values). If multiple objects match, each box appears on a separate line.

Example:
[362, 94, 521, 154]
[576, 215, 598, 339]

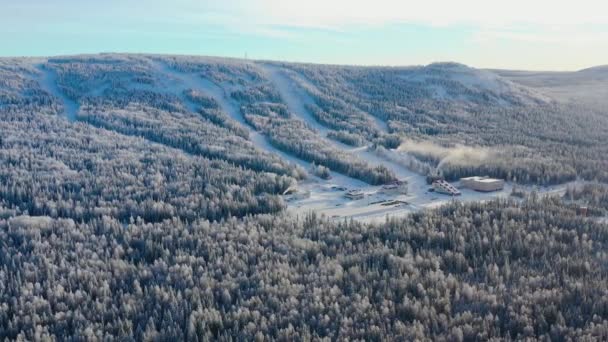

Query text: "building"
[380, 180, 408, 195]
[345, 189, 364, 200]
[460, 176, 504, 192]
[432, 180, 461, 196]
[283, 186, 311, 201]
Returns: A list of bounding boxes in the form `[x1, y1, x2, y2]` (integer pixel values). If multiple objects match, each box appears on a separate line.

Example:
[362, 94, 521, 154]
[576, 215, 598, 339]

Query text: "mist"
[397, 139, 496, 170]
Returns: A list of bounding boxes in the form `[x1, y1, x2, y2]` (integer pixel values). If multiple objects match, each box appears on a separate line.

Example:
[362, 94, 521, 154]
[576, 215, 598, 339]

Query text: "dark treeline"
[272, 67, 388, 143]
[184, 89, 249, 138]
[235, 87, 396, 185]
[565, 183, 608, 214]
[78, 103, 298, 178]
[326, 130, 365, 147]
[2, 198, 608, 340]
[439, 157, 578, 186]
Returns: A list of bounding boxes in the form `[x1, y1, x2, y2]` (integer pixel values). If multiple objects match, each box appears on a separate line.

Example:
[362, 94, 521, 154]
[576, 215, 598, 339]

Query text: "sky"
[1, 0, 607, 70]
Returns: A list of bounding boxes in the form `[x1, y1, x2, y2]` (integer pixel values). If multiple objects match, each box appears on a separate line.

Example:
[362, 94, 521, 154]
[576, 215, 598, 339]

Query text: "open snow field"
[287, 173, 571, 223]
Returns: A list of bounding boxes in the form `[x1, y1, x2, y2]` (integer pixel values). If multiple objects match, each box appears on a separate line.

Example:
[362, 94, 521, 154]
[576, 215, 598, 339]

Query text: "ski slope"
[259, 63, 577, 222]
[108, 58, 574, 223]
[262, 64, 389, 134]
[36, 64, 79, 121]
[148, 60, 368, 189]
[19, 56, 597, 223]
[262, 65, 332, 135]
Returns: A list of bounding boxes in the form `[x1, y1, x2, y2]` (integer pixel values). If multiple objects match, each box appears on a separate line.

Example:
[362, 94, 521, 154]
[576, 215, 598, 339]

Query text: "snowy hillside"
[493, 65, 608, 108]
[3, 54, 608, 340]
[403, 62, 553, 105]
[2, 54, 608, 224]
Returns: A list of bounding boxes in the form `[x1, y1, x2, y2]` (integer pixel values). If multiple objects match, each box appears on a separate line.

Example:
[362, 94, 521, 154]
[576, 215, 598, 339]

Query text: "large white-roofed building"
[460, 176, 505, 192]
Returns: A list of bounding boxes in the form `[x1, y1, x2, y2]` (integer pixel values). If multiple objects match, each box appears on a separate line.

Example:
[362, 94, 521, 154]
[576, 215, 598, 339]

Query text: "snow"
[150, 61, 293, 161]
[21, 57, 587, 223]
[36, 63, 79, 121]
[261, 65, 400, 171]
[289, 173, 575, 223]
[396, 63, 552, 105]
[125, 59, 575, 222]
[260, 64, 490, 220]
[262, 64, 389, 134]
[9, 215, 53, 229]
[261, 65, 331, 135]
[148, 60, 369, 186]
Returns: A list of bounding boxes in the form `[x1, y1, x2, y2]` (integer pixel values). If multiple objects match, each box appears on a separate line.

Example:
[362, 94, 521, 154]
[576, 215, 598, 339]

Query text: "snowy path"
[36, 63, 79, 121]
[262, 65, 331, 135]
[149, 61, 299, 164]
[262, 64, 389, 134]
[259, 63, 557, 220]
[260, 64, 430, 191]
[147, 60, 367, 188]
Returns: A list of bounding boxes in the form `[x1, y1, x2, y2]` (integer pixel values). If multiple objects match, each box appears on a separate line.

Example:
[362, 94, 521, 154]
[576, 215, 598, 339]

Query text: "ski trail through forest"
[36, 63, 79, 122]
[148, 59, 368, 188]
[260, 64, 427, 187]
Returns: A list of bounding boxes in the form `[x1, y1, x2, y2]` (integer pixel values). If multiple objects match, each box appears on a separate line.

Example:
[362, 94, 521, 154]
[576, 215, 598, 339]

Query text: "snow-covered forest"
[276, 61, 608, 185]
[1, 54, 608, 340]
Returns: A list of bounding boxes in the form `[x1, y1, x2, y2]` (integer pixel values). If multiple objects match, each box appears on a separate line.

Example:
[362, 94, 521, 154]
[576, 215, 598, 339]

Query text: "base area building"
[344, 189, 364, 200]
[432, 180, 461, 196]
[380, 180, 408, 195]
[460, 176, 504, 192]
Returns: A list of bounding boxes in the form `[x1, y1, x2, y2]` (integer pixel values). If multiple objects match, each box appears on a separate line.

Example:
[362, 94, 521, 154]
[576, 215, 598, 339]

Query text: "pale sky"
[1, 0, 607, 70]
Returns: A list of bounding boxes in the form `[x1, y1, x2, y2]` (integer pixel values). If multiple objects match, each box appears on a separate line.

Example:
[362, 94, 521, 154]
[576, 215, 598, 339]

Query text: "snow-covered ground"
[397, 63, 552, 105]
[23, 58, 596, 224]
[149, 60, 575, 222]
[260, 64, 452, 219]
[262, 64, 389, 134]
[261, 65, 410, 174]
[148, 60, 369, 186]
[151, 62, 296, 165]
[261, 65, 332, 134]
[260, 64, 516, 220]
[36, 64, 79, 121]
[288, 177, 572, 223]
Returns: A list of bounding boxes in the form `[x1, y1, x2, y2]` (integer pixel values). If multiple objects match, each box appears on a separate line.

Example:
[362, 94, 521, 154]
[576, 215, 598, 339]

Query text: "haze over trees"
[1, 54, 608, 340]
[274, 61, 608, 185]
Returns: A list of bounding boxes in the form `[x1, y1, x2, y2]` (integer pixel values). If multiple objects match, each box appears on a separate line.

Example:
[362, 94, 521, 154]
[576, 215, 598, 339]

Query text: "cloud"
[471, 26, 608, 46]
[2, 0, 606, 69]
[397, 139, 497, 170]
[179, 0, 608, 51]
[246, 0, 608, 29]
